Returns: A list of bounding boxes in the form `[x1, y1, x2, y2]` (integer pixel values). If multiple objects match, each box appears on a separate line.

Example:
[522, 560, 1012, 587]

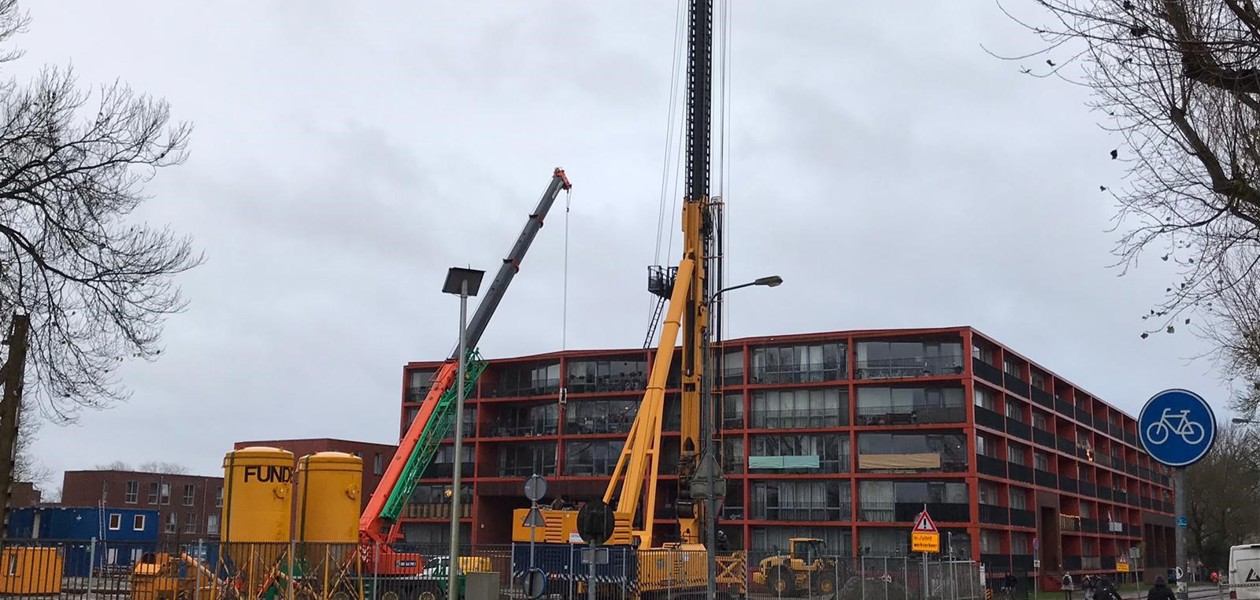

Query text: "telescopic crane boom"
[360, 168, 571, 572]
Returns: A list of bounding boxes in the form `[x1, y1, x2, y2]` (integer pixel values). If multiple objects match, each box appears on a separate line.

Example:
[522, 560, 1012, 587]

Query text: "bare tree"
[0, 0, 201, 422]
[93, 460, 130, 471]
[12, 399, 49, 486]
[136, 461, 187, 475]
[992, 1, 1260, 381]
[1186, 421, 1260, 567]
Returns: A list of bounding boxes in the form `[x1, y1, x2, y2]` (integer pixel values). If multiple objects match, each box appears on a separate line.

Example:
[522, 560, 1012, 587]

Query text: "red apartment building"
[232, 438, 398, 513]
[398, 326, 1176, 582]
[61, 470, 223, 543]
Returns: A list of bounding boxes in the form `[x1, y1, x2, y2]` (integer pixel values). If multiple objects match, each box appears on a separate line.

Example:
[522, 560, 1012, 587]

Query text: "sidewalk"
[1117, 587, 1222, 600]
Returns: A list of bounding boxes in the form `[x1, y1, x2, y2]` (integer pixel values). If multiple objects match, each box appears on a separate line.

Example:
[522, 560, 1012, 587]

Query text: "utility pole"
[0, 314, 31, 539]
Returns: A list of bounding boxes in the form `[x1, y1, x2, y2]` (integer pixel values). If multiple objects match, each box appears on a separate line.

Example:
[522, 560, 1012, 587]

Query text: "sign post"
[520, 475, 548, 600]
[911, 507, 939, 600]
[577, 499, 615, 600]
[1138, 389, 1217, 600]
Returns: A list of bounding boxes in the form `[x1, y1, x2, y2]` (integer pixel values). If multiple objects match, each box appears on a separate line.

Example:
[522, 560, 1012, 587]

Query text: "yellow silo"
[295, 451, 362, 543]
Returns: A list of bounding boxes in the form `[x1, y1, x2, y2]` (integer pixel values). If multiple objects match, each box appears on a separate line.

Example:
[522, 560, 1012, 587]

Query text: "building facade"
[60, 470, 223, 544]
[7, 506, 160, 574]
[232, 438, 398, 513]
[398, 326, 1175, 581]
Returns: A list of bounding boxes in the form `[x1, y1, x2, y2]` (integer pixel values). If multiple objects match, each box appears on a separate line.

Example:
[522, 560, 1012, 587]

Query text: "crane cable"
[560, 186, 572, 406]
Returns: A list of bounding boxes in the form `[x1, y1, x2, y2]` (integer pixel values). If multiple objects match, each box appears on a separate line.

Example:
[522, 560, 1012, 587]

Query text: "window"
[184, 512, 197, 534]
[974, 388, 995, 410]
[751, 480, 851, 521]
[750, 388, 847, 428]
[125, 481, 139, 504]
[183, 484, 195, 506]
[148, 482, 159, 505]
[133, 514, 145, 531]
[566, 357, 648, 393]
[750, 434, 849, 474]
[108, 513, 121, 530]
[1032, 410, 1049, 431]
[165, 512, 177, 533]
[972, 343, 993, 363]
[980, 529, 1001, 553]
[722, 349, 744, 386]
[1007, 442, 1027, 466]
[563, 440, 626, 476]
[750, 342, 846, 383]
[1003, 358, 1022, 377]
[858, 480, 969, 522]
[160, 483, 171, 505]
[496, 443, 557, 477]
[855, 339, 963, 378]
[979, 481, 1000, 505]
[1009, 487, 1029, 510]
[856, 386, 966, 424]
[374, 453, 383, 476]
[976, 434, 998, 458]
[495, 361, 561, 396]
[1004, 400, 1024, 422]
[207, 515, 220, 535]
[1012, 532, 1032, 554]
[566, 399, 637, 435]
[1034, 451, 1050, 471]
[216, 487, 223, 508]
[857, 432, 968, 472]
[722, 393, 745, 429]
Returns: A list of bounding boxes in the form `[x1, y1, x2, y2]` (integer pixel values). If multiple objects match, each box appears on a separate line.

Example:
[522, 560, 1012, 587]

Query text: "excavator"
[356, 168, 571, 599]
[510, 1, 746, 598]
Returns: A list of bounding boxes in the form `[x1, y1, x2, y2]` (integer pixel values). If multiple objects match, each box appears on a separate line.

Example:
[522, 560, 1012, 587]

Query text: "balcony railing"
[1004, 372, 1031, 398]
[489, 421, 558, 437]
[749, 409, 846, 429]
[1008, 464, 1034, 484]
[972, 358, 1003, 386]
[1006, 419, 1032, 440]
[750, 362, 845, 385]
[489, 378, 561, 398]
[1035, 469, 1057, 488]
[856, 406, 965, 426]
[858, 502, 969, 523]
[977, 455, 1007, 478]
[1033, 428, 1056, 449]
[974, 407, 1004, 431]
[566, 374, 647, 394]
[751, 504, 852, 522]
[1031, 387, 1054, 409]
[854, 355, 964, 380]
[1010, 508, 1035, 528]
[566, 416, 633, 435]
[979, 504, 1009, 525]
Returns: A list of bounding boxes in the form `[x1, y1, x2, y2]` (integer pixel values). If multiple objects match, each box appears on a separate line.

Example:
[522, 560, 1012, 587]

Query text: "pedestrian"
[1062, 572, 1075, 600]
[1003, 573, 1018, 600]
[1146, 576, 1176, 600]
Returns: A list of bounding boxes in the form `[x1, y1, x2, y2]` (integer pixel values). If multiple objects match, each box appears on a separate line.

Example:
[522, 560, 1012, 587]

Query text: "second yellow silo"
[295, 451, 362, 543]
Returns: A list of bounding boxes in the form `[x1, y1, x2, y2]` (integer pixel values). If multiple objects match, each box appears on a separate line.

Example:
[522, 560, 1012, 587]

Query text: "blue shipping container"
[7, 506, 160, 577]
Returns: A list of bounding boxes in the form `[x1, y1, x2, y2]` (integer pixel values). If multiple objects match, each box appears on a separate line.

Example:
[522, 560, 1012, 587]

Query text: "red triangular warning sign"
[913, 511, 939, 533]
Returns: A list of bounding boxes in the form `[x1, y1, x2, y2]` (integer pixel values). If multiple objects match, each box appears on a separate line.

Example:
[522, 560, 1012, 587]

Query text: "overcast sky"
[8, 1, 1236, 486]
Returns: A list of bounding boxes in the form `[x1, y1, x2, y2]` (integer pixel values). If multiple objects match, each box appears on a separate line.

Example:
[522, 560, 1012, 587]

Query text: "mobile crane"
[510, 1, 743, 597]
[358, 168, 572, 594]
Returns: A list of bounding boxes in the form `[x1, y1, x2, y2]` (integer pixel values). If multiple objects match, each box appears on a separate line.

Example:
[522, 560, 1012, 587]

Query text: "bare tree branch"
[0, 0, 201, 422]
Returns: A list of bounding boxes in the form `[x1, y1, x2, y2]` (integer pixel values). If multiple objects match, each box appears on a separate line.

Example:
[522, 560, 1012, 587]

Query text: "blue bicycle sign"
[1138, 389, 1217, 468]
[1144, 408, 1206, 446]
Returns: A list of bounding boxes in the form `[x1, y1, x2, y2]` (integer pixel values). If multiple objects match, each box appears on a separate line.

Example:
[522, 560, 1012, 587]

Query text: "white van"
[1229, 544, 1260, 600]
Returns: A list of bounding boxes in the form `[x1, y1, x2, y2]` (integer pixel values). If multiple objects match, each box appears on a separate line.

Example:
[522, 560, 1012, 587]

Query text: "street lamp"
[692, 274, 783, 600]
[442, 266, 485, 600]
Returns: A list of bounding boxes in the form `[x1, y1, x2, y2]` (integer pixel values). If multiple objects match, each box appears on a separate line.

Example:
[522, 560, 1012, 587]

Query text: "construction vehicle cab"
[753, 538, 838, 597]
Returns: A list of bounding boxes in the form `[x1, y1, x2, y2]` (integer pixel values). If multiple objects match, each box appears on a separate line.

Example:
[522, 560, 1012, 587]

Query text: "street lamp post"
[442, 266, 485, 600]
[692, 274, 783, 600]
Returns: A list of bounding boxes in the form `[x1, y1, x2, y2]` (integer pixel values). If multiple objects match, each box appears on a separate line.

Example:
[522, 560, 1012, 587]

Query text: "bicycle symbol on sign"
[1145, 408, 1206, 445]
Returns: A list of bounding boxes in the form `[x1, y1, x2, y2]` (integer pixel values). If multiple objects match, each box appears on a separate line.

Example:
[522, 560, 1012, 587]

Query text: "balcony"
[1003, 372, 1031, 398]
[750, 362, 845, 385]
[1060, 477, 1079, 494]
[856, 406, 965, 426]
[857, 453, 967, 474]
[974, 407, 1005, 431]
[972, 358, 1003, 387]
[859, 502, 970, 523]
[749, 409, 845, 430]
[982, 554, 1011, 572]
[1008, 464, 1034, 485]
[1012, 555, 1034, 572]
[855, 355, 964, 380]
[1033, 428, 1056, 449]
[979, 505, 1009, 525]
[1056, 437, 1075, 454]
[1006, 419, 1032, 440]
[1010, 509, 1035, 528]
[1097, 487, 1112, 501]
[1055, 397, 1073, 416]
[1080, 481, 1097, 497]
[977, 455, 1007, 478]
[1031, 387, 1054, 410]
[1034, 469, 1057, 488]
[751, 504, 852, 522]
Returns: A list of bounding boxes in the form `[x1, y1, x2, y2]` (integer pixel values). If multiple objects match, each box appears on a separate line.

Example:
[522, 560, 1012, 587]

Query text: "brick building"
[61, 470, 223, 544]
[399, 326, 1176, 583]
[232, 438, 397, 513]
